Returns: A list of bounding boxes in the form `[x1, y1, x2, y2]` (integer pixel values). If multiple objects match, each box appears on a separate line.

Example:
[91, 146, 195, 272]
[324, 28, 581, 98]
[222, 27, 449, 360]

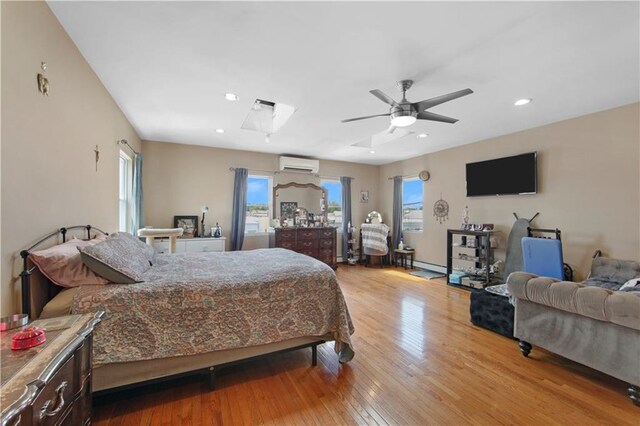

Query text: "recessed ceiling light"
[417, 133, 428, 139]
[215, 128, 225, 134]
[369, 150, 375, 154]
[224, 93, 239, 101]
[514, 98, 532, 106]
[265, 134, 271, 143]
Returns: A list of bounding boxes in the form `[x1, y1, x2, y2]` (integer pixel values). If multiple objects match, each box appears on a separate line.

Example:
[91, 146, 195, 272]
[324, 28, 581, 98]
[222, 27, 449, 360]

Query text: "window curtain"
[340, 176, 352, 261]
[230, 168, 248, 251]
[131, 153, 144, 235]
[392, 176, 402, 251]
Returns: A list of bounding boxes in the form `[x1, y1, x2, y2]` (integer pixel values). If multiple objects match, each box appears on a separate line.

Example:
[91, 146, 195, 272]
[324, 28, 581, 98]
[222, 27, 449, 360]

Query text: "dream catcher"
[433, 193, 449, 224]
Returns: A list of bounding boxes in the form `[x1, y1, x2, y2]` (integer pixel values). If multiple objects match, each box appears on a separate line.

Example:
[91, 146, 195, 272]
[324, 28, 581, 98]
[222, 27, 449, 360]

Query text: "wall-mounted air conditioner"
[278, 156, 319, 174]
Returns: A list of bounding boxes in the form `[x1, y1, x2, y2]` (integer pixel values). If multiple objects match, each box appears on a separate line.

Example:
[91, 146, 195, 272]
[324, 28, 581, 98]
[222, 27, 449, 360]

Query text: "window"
[402, 177, 423, 232]
[321, 179, 343, 228]
[118, 151, 132, 232]
[246, 175, 272, 233]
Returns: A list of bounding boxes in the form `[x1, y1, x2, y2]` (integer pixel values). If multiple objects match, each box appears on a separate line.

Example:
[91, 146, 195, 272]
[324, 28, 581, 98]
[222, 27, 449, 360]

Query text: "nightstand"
[1, 312, 103, 425]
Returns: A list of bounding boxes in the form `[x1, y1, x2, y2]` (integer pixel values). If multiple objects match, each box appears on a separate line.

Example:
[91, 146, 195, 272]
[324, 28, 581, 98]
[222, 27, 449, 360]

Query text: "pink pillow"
[29, 236, 110, 287]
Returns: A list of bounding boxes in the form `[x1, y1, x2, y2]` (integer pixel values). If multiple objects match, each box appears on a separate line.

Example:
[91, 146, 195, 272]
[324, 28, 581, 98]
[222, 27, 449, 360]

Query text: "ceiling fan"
[342, 80, 473, 132]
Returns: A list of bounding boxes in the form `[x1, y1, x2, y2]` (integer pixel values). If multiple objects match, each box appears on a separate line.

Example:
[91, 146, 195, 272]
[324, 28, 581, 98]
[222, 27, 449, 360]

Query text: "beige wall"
[142, 141, 380, 255]
[1, 1, 141, 316]
[379, 103, 640, 280]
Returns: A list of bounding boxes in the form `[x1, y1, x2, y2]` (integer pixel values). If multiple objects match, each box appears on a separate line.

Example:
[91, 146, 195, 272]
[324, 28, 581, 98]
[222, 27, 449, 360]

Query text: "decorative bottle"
[212, 223, 222, 238]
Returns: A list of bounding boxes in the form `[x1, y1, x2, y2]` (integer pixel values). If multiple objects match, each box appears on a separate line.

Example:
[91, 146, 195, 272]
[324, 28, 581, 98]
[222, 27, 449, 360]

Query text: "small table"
[394, 249, 415, 269]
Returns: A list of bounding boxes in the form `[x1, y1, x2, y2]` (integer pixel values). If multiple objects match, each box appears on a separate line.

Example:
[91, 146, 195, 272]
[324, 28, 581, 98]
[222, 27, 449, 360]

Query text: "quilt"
[72, 248, 354, 365]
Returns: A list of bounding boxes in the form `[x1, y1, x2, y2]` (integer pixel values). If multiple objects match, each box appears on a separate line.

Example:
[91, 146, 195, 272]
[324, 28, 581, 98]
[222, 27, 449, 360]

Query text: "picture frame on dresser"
[173, 215, 199, 238]
[280, 202, 298, 219]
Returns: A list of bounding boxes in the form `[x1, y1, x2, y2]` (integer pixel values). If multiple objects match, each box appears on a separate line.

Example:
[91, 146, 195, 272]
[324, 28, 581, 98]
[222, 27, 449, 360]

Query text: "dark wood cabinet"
[1, 312, 103, 426]
[275, 227, 337, 269]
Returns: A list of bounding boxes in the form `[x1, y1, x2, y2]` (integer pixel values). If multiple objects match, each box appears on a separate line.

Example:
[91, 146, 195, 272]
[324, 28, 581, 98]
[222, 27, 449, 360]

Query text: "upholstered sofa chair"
[507, 257, 640, 406]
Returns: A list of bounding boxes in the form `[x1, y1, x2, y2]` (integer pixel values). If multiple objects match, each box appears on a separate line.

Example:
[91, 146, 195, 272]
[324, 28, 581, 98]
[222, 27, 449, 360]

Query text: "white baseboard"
[338, 257, 446, 273]
[412, 261, 447, 274]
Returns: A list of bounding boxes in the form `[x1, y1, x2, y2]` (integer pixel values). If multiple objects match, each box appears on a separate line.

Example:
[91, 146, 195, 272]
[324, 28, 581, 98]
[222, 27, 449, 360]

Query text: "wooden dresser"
[274, 227, 337, 269]
[1, 312, 103, 426]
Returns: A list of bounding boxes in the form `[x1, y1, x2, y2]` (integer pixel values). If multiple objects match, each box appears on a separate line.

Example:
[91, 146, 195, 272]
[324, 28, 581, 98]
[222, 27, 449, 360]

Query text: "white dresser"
[152, 237, 226, 254]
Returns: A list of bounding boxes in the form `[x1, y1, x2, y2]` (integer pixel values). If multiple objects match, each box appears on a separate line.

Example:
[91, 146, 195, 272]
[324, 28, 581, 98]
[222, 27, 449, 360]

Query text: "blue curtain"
[340, 176, 352, 261]
[131, 153, 144, 235]
[392, 176, 402, 251]
[230, 168, 248, 251]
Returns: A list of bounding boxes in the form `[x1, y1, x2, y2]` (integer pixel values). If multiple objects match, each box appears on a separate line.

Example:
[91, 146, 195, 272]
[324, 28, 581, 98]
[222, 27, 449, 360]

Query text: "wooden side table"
[394, 249, 415, 269]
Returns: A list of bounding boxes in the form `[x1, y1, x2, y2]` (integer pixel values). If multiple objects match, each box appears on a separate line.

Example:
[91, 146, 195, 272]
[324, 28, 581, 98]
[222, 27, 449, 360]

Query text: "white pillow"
[620, 278, 640, 290]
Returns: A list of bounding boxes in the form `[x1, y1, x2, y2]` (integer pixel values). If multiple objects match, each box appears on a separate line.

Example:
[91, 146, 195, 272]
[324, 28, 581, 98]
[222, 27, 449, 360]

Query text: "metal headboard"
[19, 225, 108, 318]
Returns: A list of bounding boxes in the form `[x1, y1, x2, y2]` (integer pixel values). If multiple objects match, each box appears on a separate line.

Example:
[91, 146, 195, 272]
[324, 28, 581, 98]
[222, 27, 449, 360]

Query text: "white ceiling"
[48, 1, 639, 165]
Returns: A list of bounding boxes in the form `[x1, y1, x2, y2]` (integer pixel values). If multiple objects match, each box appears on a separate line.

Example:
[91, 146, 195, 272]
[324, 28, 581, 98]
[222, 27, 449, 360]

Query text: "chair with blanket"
[360, 223, 390, 268]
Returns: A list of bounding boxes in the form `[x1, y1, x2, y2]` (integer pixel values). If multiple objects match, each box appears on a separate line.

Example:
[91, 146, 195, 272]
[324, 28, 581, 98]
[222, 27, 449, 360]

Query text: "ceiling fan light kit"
[342, 79, 474, 148]
[390, 114, 417, 127]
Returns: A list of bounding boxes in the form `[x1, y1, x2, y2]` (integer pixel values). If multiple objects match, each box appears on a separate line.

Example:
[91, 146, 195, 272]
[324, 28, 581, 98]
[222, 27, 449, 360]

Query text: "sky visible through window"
[322, 181, 342, 204]
[247, 176, 269, 205]
[321, 180, 343, 227]
[403, 178, 423, 232]
[246, 176, 270, 233]
[403, 179, 423, 205]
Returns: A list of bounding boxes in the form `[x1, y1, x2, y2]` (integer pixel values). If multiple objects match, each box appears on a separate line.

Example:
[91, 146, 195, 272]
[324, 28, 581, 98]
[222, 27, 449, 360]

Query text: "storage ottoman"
[469, 288, 515, 338]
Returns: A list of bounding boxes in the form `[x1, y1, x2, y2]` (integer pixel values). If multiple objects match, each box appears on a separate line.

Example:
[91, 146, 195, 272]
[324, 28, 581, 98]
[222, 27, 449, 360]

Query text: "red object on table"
[11, 326, 46, 350]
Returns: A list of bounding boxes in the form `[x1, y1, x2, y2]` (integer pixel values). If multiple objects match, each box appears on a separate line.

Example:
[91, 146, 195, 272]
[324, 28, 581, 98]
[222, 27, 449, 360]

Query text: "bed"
[20, 226, 355, 392]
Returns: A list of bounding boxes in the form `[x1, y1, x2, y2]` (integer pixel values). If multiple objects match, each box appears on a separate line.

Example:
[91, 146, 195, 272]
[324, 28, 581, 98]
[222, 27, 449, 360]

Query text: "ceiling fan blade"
[411, 88, 474, 111]
[351, 127, 413, 148]
[370, 89, 399, 107]
[417, 111, 459, 124]
[370, 128, 413, 146]
[352, 138, 373, 148]
[341, 113, 390, 123]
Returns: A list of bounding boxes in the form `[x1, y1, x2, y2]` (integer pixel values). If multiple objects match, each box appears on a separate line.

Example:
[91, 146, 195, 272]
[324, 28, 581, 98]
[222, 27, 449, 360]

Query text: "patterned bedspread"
[72, 248, 354, 366]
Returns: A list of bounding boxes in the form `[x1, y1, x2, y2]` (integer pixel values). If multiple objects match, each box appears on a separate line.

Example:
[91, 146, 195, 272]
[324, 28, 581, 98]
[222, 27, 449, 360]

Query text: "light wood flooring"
[94, 265, 637, 425]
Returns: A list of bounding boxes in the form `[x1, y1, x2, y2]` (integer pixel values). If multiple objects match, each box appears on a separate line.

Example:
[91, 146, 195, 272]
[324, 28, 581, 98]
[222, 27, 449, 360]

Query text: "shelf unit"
[446, 229, 497, 288]
[345, 223, 358, 265]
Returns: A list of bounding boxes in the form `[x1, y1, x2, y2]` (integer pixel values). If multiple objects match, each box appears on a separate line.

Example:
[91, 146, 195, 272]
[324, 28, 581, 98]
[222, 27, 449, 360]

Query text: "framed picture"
[360, 190, 369, 203]
[173, 215, 198, 238]
[280, 202, 298, 219]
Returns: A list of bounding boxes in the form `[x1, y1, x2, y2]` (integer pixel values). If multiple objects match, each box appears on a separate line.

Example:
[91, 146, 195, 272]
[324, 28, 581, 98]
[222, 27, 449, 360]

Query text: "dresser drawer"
[276, 230, 296, 241]
[74, 339, 91, 387]
[151, 240, 170, 254]
[297, 229, 319, 240]
[318, 228, 335, 239]
[296, 239, 318, 250]
[33, 355, 76, 426]
[319, 238, 334, 249]
[318, 249, 333, 264]
[185, 239, 225, 253]
[277, 240, 295, 250]
[70, 378, 92, 426]
[297, 248, 318, 258]
[152, 240, 187, 253]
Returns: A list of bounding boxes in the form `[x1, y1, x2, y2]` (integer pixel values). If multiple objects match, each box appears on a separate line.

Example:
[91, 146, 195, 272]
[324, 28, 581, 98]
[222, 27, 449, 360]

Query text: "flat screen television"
[466, 152, 537, 196]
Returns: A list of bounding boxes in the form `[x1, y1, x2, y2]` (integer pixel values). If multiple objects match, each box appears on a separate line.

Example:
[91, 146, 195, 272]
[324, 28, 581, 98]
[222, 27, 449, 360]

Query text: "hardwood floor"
[93, 265, 637, 425]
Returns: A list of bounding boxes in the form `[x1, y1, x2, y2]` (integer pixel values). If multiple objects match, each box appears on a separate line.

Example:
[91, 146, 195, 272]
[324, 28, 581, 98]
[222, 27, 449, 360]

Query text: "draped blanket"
[361, 223, 389, 255]
[72, 248, 354, 366]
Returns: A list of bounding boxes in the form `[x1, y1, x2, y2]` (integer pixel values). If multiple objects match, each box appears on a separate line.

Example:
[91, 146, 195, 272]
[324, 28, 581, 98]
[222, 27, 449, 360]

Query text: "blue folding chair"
[521, 237, 564, 280]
